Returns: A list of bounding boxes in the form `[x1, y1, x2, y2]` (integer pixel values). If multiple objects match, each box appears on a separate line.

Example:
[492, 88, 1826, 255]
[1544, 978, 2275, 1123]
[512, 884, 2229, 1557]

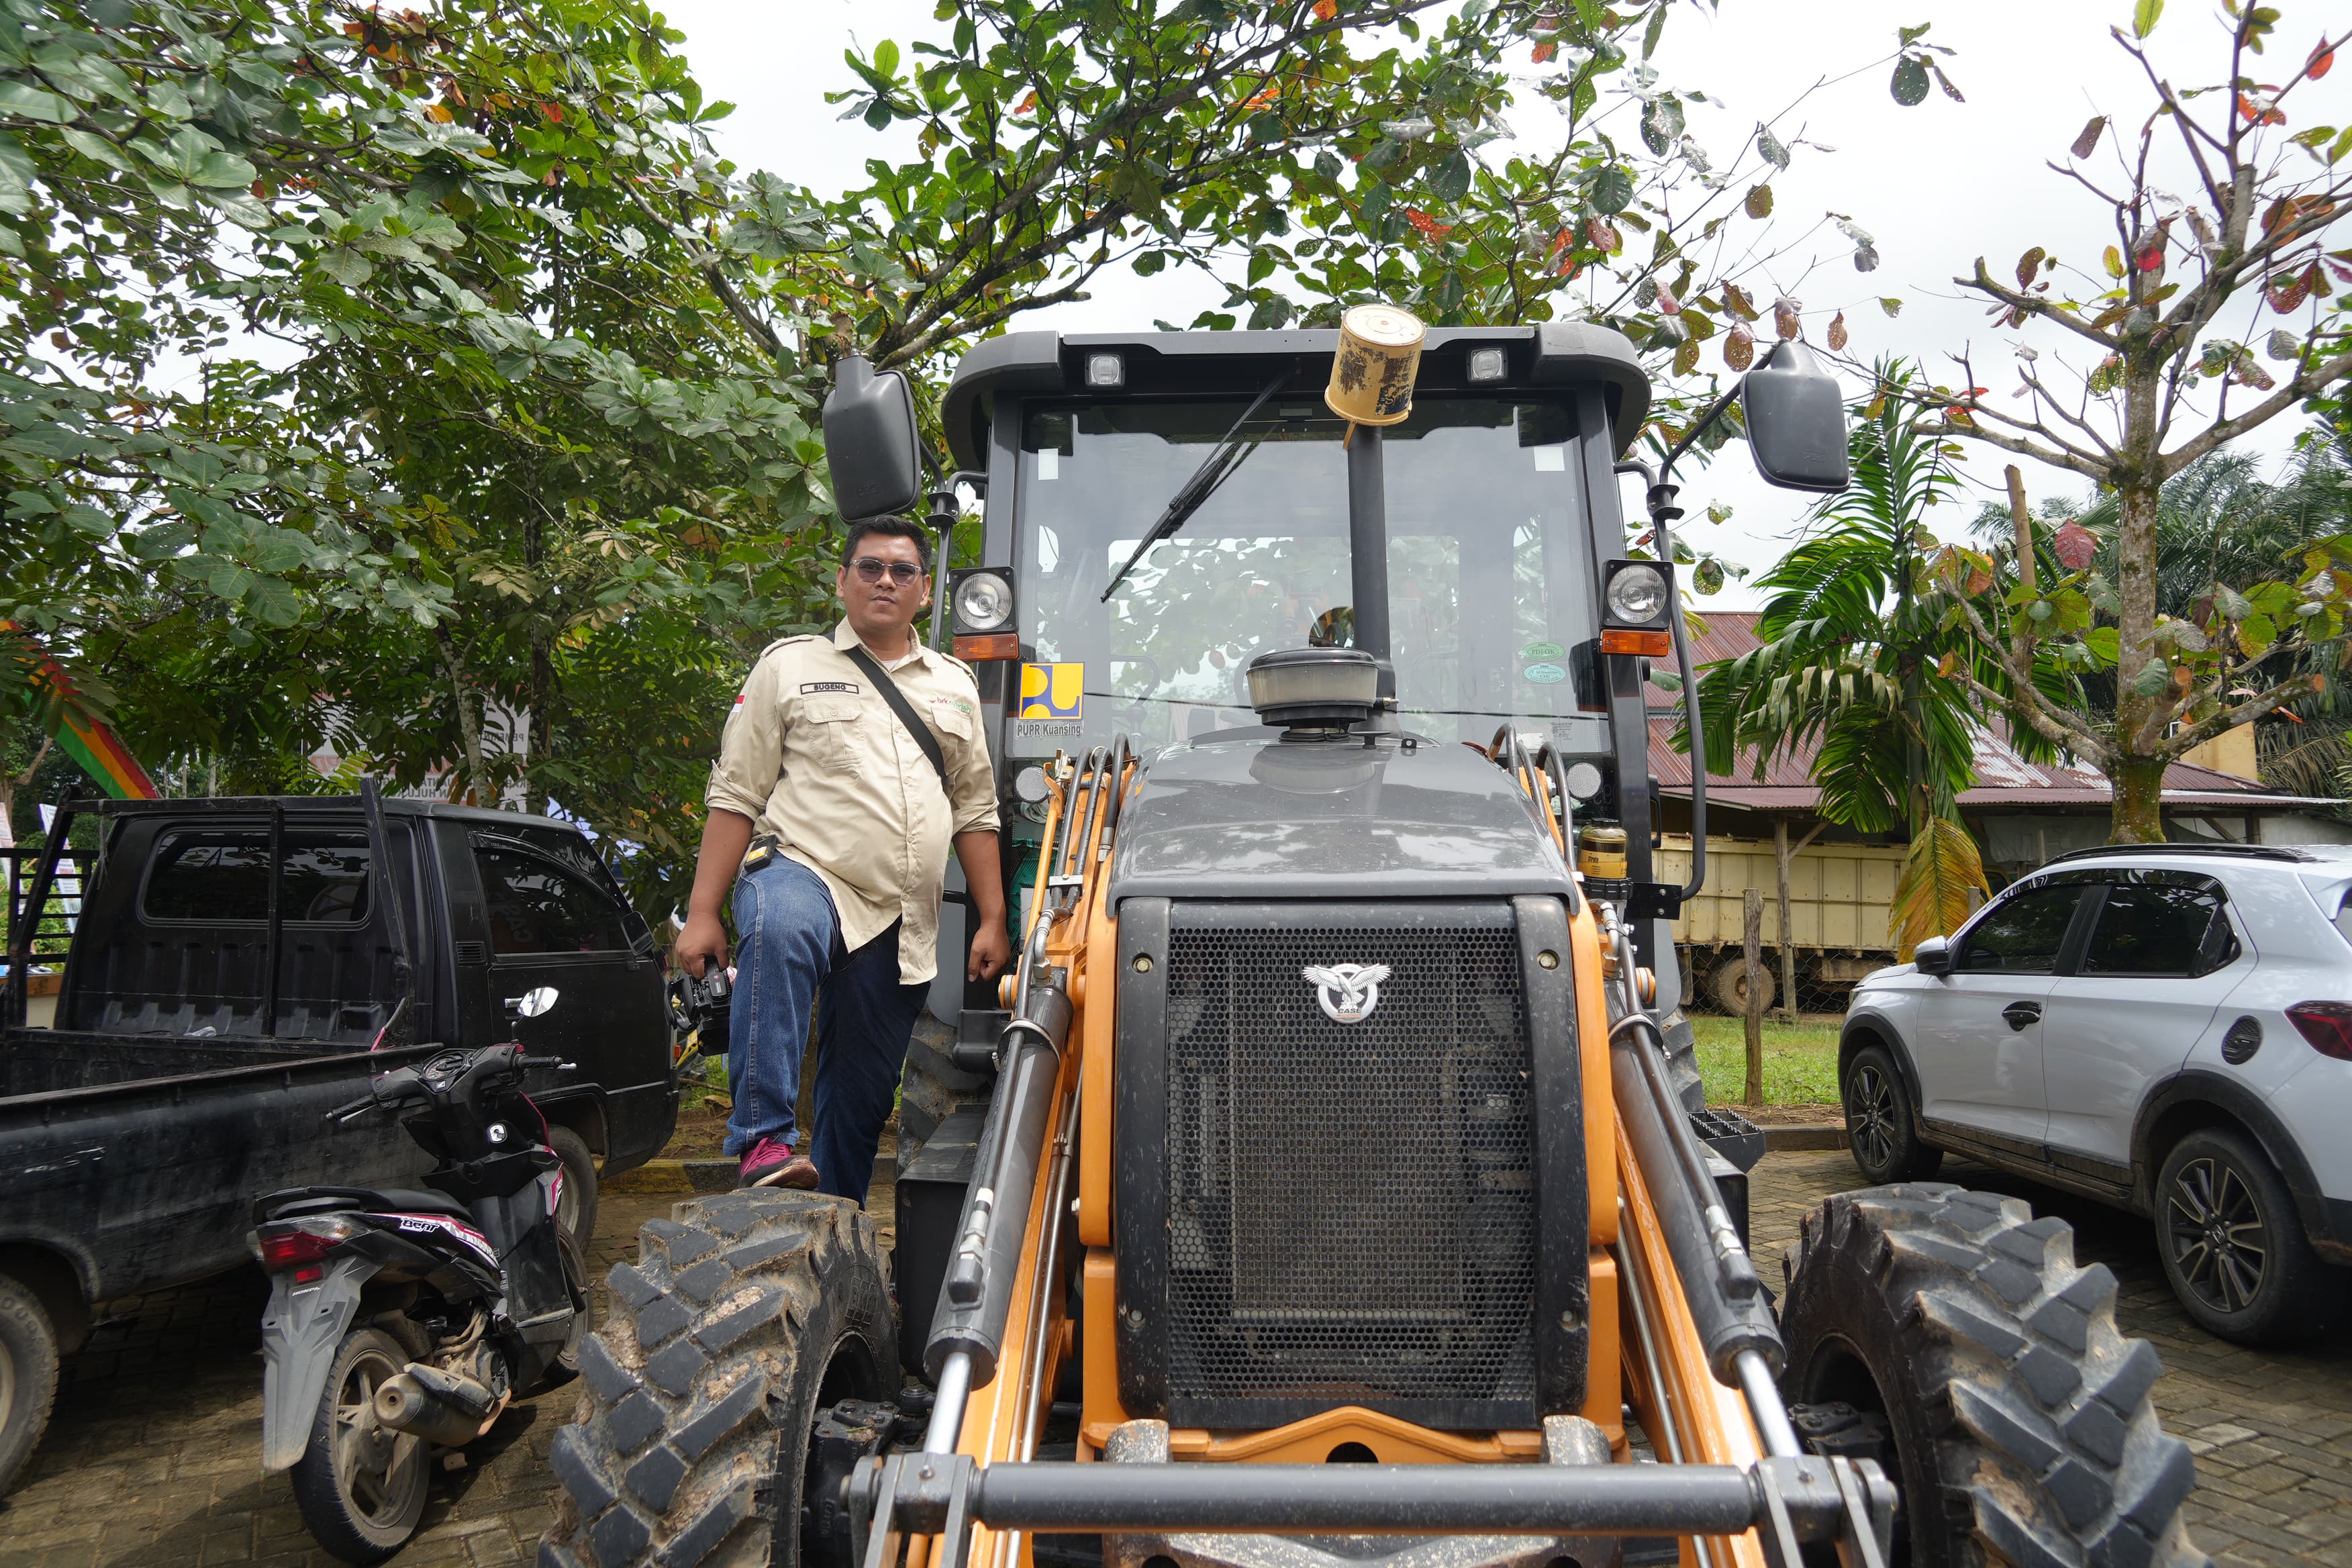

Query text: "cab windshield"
[1012, 395, 1603, 754]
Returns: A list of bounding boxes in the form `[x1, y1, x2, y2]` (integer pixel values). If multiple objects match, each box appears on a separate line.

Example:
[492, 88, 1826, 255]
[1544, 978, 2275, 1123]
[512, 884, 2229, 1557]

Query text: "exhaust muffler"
[373, 1361, 499, 1446]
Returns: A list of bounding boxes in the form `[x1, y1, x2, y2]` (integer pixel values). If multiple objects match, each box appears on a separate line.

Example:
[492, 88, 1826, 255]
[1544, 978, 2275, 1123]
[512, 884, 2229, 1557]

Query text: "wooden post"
[1773, 820, 1798, 1024]
[1743, 888, 1765, 1109]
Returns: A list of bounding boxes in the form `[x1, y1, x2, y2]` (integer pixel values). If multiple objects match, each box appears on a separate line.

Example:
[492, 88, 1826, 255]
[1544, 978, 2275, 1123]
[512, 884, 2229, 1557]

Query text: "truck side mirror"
[822, 354, 924, 519]
[1742, 340, 1849, 493]
[1911, 936, 1953, 976]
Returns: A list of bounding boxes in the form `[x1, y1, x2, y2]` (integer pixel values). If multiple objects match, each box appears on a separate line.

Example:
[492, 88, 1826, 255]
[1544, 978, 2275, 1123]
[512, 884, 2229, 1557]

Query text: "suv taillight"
[2285, 1001, 2352, 1060]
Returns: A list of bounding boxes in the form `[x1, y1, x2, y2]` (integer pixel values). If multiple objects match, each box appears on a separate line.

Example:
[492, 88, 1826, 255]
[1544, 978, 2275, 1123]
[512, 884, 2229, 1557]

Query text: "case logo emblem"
[1303, 963, 1390, 1024]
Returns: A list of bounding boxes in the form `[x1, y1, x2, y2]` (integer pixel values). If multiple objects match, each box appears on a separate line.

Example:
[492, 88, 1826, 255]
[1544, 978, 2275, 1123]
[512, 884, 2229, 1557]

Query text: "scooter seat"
[260, 1185, 477, 1222]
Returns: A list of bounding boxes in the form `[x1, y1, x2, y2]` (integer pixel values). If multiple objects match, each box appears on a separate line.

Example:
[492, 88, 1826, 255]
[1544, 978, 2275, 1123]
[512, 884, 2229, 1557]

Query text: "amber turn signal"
[953, 633, 1021, 661]
[1598, 628, 1670, 657]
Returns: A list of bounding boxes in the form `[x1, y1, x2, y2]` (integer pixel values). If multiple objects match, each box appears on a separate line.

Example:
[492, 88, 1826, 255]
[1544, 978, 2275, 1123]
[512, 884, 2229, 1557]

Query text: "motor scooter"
[252, 987, 589, 1563]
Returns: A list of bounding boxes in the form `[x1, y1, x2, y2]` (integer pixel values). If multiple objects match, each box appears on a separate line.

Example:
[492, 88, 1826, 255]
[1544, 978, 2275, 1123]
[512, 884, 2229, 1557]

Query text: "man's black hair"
[842, 516, 932, 573]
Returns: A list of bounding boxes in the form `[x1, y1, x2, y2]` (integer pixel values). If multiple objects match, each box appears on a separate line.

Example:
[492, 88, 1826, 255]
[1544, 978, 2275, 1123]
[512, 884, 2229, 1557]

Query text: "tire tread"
[542, 1189, 893, 1568]
[1781, 1184, 2206, 1568]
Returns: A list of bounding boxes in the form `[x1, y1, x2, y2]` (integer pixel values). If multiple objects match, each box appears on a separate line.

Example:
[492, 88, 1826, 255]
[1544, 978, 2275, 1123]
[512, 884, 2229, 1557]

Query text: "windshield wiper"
[1099, 373, 1290, 603]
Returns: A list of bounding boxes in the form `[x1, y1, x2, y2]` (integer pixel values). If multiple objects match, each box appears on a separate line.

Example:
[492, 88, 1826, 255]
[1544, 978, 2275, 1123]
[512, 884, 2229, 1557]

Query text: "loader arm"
[883, 746, 1889, 1568]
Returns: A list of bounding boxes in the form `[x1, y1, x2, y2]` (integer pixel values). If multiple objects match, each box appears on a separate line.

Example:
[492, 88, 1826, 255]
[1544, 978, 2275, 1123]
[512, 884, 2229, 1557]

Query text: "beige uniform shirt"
[705, 621, 999, 984]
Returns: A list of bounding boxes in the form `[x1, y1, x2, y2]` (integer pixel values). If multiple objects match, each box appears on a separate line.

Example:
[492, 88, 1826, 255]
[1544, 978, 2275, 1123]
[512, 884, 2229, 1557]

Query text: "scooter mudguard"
[260, 1255, 374, 1471]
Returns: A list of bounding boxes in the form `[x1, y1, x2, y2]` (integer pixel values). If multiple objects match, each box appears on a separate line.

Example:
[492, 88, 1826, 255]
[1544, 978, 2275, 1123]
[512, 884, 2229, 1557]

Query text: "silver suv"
[1841, 842, 2352, 1344]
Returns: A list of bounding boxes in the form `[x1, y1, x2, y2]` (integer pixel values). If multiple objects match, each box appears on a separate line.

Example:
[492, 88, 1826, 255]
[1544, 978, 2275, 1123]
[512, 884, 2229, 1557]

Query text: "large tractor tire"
[542, 1190, 897, 1568]
[895, 1012, 991, 1189]
[1779, 1185, 2204, 1568]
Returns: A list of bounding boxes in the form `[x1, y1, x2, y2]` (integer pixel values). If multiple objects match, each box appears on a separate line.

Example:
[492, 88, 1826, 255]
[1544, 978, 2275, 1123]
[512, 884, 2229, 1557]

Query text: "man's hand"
[967, 916, 1013, 983]
[675, 910, 730, 980]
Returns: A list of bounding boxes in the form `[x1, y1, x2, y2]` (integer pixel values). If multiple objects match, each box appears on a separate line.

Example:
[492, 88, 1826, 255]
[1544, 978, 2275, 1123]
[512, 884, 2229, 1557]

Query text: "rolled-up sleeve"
[705, 652, 784, 823]
[948, 703, 1001, 837]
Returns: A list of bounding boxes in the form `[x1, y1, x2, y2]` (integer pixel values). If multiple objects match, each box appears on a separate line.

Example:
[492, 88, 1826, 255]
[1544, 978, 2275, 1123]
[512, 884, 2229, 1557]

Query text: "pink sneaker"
[738, 1136, 818, 1190]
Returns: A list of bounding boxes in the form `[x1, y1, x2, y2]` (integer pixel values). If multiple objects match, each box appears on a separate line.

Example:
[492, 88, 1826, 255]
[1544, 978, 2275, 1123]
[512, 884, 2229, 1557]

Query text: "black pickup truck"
[0, 787, 677, 1494]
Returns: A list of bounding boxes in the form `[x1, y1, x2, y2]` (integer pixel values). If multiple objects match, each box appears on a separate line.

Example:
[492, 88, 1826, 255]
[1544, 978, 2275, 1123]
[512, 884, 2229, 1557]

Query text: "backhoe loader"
[542, 315, 2204, 1568]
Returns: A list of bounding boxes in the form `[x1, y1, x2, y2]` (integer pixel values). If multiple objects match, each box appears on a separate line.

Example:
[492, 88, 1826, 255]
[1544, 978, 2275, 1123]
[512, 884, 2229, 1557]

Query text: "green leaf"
[0, 81, 72, 121]
[1589, 164, 1633, 214]
[2129, 660, 2171, 697]
[1890, 55, 1930, 107]
[2085, 626, 2120, 666]
[873, 39, 899, 77]
[1639, 95, 1684, 156]
[2132, 0, 2162, 38]
[1430, 148, 1471, 203]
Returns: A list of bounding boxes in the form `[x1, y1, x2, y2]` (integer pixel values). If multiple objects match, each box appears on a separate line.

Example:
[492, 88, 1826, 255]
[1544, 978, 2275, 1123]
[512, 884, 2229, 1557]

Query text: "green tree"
[1908, 3, 2352, 842]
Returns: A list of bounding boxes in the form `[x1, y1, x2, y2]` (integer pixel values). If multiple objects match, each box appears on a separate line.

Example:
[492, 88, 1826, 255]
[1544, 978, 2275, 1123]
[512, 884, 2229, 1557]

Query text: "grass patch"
[1689, 1015, 1842, 1108]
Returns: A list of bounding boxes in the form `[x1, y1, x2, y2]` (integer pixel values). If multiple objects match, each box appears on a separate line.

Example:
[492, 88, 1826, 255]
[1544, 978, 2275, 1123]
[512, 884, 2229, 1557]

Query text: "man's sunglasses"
[849, 556, 924, 585]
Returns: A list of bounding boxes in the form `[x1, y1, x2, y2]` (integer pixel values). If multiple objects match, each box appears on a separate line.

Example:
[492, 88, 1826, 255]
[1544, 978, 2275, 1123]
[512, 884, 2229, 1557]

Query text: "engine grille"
[1160, 910, 1536, 1420]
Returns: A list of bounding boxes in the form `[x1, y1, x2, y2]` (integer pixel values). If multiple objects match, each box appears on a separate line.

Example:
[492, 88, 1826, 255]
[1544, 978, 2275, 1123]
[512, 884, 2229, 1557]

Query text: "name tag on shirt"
[801, 681, 861, 695]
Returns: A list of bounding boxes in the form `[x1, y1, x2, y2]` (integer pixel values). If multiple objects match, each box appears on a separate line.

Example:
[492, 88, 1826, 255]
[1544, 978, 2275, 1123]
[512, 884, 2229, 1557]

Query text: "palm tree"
[1695, 362, 2055, 953]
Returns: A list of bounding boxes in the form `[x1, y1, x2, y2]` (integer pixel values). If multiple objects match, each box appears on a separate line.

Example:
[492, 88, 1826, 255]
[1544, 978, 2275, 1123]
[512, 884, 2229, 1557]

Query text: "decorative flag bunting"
[2, 621, 158, 800]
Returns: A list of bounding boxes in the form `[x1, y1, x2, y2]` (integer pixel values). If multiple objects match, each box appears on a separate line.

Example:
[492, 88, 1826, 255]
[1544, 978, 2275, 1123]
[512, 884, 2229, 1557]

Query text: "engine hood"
[1108, 731, 1575, 903]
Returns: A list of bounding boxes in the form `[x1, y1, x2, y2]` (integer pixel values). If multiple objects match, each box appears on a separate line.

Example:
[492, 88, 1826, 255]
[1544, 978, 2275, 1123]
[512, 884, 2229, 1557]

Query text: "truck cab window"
[473, 840, 630, 955]
[1955, 883, 2083, 973]
[142, 830, 372, 924]
[2079, 873, 2235, 978]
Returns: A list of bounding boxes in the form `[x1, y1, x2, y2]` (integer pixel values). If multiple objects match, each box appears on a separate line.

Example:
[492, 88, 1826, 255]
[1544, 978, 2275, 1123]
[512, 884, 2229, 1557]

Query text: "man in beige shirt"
[677, 517, 1010, 1197]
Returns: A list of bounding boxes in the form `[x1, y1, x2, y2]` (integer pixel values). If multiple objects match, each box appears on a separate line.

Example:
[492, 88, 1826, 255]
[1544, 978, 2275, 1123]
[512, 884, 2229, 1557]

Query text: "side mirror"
[1742, 340, 1849, 493]
[822, 354, 923, 519]
[508, 985, 560, 1018]
[1911, 936, 1953, 977]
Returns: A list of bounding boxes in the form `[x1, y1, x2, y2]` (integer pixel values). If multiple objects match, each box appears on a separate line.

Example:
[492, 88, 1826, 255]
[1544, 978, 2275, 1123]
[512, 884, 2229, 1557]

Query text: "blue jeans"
[726, 856, 929, 1205]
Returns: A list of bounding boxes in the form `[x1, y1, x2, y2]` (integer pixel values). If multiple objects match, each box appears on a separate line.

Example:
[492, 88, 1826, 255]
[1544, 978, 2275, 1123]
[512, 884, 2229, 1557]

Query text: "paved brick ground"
[5, 1148, 2345, 1567]
[1751, 1150, 2352, 1568]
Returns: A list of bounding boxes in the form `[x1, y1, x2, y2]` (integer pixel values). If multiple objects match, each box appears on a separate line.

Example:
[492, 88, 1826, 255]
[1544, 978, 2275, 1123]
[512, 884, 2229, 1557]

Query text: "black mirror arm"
[926, 470, 989, 651]
[1616, 453, 1710, 908]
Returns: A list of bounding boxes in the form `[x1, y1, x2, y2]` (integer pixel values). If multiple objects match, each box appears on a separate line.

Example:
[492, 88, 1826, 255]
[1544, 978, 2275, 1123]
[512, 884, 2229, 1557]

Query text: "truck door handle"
[2002, 1000, 2043, 1031]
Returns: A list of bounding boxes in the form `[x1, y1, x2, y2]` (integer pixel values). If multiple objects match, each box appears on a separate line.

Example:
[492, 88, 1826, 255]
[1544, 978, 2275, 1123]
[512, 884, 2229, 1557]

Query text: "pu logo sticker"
[1019, 663, 1084, 721]
[1303, 963, 1391, 1024]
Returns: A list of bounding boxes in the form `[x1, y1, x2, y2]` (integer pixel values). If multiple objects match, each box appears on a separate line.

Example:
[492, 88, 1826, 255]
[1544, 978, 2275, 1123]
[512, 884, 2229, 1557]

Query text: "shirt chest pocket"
[928, 699, 975, 759]
[795, 696, 865, 776]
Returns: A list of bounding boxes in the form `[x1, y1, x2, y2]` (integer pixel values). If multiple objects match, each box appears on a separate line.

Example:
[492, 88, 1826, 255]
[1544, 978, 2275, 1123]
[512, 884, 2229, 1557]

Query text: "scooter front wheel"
[289, 1326, 430, 1564]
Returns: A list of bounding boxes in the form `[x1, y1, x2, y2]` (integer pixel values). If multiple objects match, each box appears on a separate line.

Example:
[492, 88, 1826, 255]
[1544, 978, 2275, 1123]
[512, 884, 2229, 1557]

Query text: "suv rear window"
[144, 830, 373, 924]
[2080, 873, 2237, 977]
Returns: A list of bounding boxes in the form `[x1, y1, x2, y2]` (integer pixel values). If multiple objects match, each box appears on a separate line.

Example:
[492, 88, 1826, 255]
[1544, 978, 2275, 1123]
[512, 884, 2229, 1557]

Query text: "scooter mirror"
[510, 985, 560, 1018]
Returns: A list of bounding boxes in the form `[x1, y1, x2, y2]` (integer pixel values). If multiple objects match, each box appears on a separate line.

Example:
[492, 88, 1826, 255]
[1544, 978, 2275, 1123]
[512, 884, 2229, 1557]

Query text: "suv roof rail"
[2040, 841, 2314, 868]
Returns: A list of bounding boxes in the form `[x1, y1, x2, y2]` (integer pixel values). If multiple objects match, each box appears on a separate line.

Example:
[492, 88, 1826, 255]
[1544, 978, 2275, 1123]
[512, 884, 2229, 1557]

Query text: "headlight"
[1604, 562, 1669, 626]
[952, 570, 1014, 632]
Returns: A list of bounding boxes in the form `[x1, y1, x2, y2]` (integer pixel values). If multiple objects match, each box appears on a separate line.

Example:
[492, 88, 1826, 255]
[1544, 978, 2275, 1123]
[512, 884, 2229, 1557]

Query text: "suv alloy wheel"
[2155, 1126, 2347, 1344]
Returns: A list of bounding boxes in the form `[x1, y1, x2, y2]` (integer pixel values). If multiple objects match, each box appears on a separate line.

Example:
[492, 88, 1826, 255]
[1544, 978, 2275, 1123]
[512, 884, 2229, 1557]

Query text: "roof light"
[1085, 352, 1124, 389]
[1467, 346, 1508, 383]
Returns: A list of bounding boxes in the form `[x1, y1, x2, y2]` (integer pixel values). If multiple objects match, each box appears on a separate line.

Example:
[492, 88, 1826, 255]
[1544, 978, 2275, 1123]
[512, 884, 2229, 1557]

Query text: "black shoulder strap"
[842, 643, 950, 793]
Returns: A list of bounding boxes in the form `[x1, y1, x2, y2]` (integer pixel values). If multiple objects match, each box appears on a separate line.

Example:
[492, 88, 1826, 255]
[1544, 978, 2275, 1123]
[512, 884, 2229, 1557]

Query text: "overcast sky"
[646, 1, 2345, 605]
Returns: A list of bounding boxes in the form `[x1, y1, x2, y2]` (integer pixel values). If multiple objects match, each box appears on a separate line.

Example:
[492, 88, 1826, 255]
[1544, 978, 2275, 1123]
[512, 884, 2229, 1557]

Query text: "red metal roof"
[1648, 611, 2325, 812]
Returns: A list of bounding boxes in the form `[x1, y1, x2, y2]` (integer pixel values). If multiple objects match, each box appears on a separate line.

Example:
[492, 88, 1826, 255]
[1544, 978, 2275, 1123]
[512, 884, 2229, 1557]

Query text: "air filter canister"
[1325, 303, 1425, 427]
